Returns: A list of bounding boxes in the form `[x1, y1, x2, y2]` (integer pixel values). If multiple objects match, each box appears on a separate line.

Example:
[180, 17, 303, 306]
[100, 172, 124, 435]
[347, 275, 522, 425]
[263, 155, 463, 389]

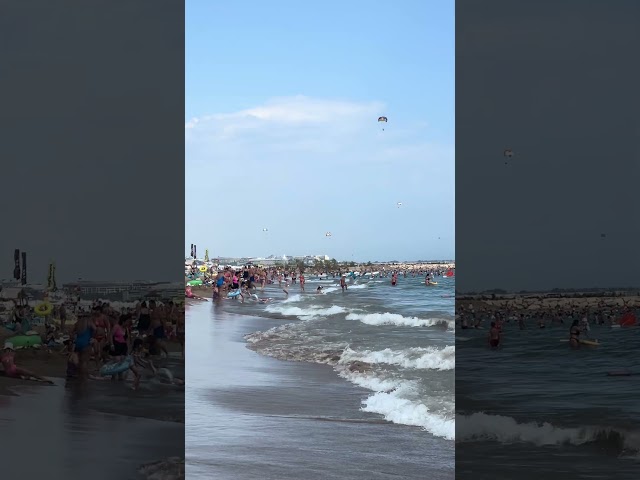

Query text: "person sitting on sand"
[1, 342, 54, 384]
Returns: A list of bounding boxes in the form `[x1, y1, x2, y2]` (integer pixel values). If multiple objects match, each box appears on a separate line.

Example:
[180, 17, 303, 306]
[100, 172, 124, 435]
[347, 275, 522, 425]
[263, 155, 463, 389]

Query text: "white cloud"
[185, 96, 454, 259]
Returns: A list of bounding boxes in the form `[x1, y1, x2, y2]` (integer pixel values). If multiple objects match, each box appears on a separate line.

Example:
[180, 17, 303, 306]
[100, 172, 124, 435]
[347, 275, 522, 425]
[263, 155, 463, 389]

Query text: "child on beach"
[1, 342, 54, 384]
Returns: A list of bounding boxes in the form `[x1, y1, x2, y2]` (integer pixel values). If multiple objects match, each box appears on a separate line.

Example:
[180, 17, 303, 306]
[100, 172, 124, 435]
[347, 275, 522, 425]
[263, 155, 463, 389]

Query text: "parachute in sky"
[504, 148, 513, 165]
[397, 202, 403, 208]
[263, 228, 268, 232]
[325, 232, 332, 237]
[378, 116, 388, 131]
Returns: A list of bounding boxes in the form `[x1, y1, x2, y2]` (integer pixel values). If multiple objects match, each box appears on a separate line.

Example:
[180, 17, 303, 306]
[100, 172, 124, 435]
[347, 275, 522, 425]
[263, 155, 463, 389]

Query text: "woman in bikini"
[2, 342, 54, 384]
[93, 307, 110, 367]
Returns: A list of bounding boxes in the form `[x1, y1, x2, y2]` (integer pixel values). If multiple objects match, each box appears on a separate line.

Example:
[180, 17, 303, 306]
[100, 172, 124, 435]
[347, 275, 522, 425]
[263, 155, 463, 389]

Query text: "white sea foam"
[265, 304, 347, 318]
[282, 294, 303, 303]
[339, 371, 454, 440]
[345, 312, 452, 329]
[340, 346, 455, 371]
[457, 412, 640, 451]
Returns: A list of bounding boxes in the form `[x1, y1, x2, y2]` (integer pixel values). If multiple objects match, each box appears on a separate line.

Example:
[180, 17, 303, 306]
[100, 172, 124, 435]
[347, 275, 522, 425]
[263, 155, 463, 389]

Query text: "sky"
[1, 1, 184, 284]
[185, 0, 454, 263]
[456, 0, 640, 292]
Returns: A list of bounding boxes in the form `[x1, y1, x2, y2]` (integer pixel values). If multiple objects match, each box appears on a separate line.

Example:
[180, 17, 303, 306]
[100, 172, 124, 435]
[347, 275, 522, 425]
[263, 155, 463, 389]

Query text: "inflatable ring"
[34, 302, 53, 317]
[199, 265, 207, 272]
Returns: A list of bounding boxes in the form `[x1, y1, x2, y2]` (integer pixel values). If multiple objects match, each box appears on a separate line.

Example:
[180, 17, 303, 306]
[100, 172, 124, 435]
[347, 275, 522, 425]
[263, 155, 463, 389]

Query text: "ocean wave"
[340, 346, 455, 371]
[244, 324, 454, 440]
[244, 323, 347, 364]
[265, 304, 347, 319]
[345, 312, 452, 329]
[339, 372, 454, 440]
[138, 457, 184, 480]
[457, 412, 640, 453]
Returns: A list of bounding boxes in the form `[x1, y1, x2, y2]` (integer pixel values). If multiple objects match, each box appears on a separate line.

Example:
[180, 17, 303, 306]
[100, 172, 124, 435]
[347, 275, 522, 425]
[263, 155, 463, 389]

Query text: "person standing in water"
[488, 321, 501, 349]
[391, 272, 397, 286]
[149, 300, 169, 358]
[569, 319, 581, 348]
[340, 275, 348, 291]
[299, 272, 305, 292]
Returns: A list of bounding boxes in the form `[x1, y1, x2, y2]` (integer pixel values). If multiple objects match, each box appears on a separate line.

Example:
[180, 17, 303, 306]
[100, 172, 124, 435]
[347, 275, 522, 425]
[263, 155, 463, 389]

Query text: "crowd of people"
[1, 296, 185, 389]
[456, 295, 638, 348]
[184, 262, 454, 302]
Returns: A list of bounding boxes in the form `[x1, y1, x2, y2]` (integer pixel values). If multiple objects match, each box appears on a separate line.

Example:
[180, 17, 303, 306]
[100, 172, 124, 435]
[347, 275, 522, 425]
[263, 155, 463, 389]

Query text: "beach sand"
[0, 326, 185, 479]
[187, 302, 453, 480]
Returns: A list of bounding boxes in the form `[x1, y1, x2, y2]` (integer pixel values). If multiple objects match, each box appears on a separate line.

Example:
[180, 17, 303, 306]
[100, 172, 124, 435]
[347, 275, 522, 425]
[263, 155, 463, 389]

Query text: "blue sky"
[185, 0, 454, 262]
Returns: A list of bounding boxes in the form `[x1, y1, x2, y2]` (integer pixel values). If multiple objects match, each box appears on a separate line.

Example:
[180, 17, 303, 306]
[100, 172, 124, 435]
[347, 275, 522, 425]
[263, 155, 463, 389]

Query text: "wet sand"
[1, 338, 185, 479]
[186, 302, 453, 480]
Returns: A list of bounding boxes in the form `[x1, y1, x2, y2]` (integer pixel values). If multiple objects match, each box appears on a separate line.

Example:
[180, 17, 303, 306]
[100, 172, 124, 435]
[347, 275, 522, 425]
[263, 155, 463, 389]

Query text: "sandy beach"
[187, 301, 454, 480]
[0, 297, 185, 479]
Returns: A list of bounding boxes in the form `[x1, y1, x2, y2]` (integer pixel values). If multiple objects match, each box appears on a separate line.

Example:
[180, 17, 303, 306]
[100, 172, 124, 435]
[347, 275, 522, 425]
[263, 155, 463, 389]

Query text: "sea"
[456, 322, 640, 479]
[186, 273, 455, 479]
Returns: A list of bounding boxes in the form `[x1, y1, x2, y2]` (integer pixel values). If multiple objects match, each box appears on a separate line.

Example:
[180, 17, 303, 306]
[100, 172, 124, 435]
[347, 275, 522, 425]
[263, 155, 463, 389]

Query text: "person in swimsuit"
[488, 321, 501, 349]
[340, 275, 348, 291]
[299, 272, 305, 292]
[137, 301, 152, 334]
[149, 301, 169, 357]
[73, 314, 96, 379]
[391, 272, 397, 286]
[175, 307, 185, 359]
[569, 319, 580, 348]
[1, 342, 54, 384]
[92, 308, 110, 366]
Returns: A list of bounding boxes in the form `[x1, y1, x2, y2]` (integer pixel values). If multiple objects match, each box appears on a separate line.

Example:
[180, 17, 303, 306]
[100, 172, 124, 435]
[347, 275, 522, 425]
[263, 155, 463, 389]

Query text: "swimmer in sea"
[580, 314, 591, 339]
[569, 319, 580, 348]
[316, 286, 324, 294]
[488, 321, 501, 349]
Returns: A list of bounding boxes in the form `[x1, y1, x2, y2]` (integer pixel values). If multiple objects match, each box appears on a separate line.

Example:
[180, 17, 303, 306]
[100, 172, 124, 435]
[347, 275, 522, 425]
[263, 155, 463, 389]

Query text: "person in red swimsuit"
[1, 342, 53, 384]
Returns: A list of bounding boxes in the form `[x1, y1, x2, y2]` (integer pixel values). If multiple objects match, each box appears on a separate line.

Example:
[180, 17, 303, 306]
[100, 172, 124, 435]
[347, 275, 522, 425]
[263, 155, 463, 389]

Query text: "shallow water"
[233, 275, 455, 437]
[187, 274, 454, 479]
[456, 323, 640, 479]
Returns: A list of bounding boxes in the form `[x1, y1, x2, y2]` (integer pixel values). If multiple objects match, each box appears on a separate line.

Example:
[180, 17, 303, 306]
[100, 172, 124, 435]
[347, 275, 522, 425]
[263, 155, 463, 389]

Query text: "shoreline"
[187, 303, 453, 479]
